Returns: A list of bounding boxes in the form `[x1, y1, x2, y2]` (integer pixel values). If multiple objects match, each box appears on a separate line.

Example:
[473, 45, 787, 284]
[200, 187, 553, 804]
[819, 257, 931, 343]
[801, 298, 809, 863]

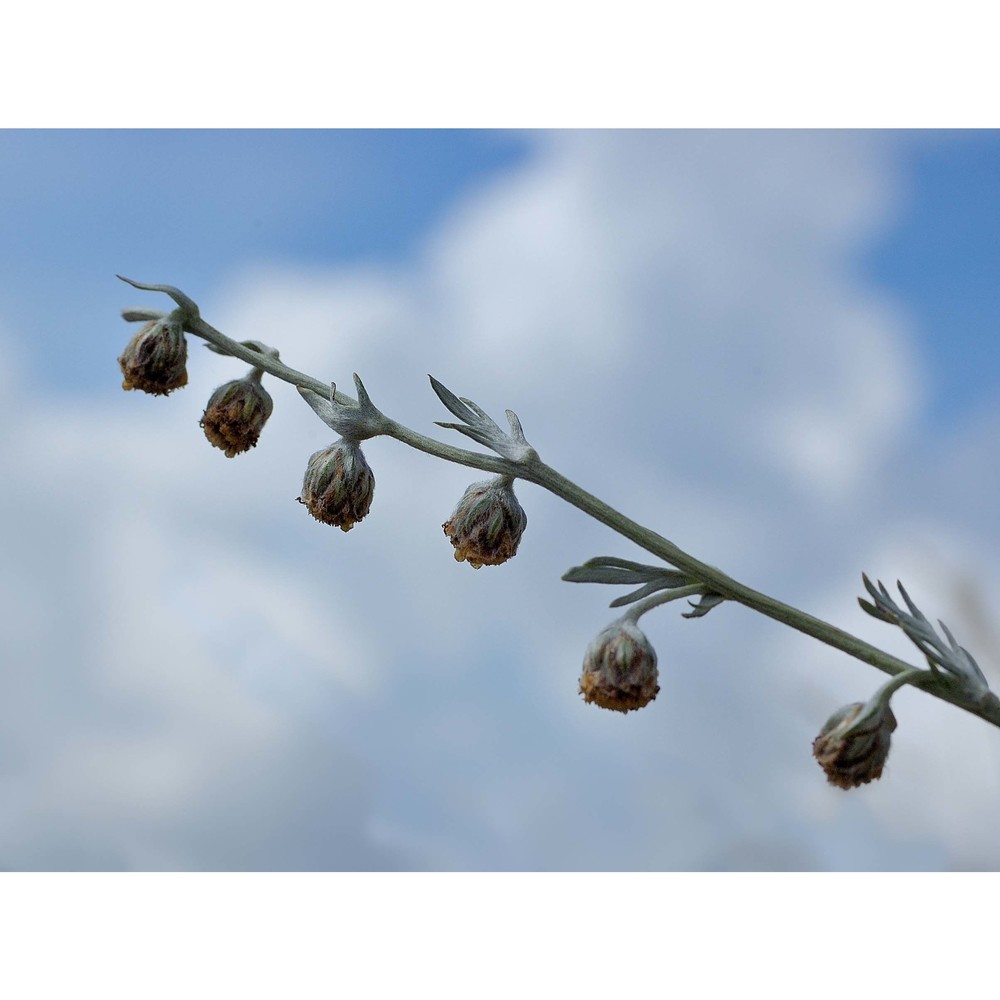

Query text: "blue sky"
[0, 130, 529, 391]
[864, 131, 1000, 428]
[2, 130, 1000, 871]
[3, 128, 998, 422]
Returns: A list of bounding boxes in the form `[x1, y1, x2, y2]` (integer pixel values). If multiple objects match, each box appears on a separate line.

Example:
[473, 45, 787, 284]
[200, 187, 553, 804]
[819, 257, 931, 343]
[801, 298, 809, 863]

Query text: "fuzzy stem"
[517, 460, 1000, 728]
[184, 313, 519, 478]
[871, 667, 935, 705]
[120, 278, 1000, 733]
[622, 585, 705, 624]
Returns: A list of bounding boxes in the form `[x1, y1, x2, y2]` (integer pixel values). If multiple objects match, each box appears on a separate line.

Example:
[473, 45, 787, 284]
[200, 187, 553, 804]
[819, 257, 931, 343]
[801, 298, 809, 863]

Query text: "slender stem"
[848, 668, 935, 731]
[873, 667, 935, 703]
[516, 460, 1000, 728]
[186, 314, 519, 479]
[623, 585, 705, 624]
[521, 460, 914, 672]
[118, 279, 1000, 733]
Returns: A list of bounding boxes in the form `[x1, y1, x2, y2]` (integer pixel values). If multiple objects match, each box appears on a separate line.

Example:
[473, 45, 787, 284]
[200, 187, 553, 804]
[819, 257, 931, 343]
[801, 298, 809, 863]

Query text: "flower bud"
[812, 700, 897, 789]
[297, 439, 375, 531]
[579, 620, 659, 713]
[118, 318, 188, 395]
[442, 477, 527, 569]
[200, 377, 274, 457]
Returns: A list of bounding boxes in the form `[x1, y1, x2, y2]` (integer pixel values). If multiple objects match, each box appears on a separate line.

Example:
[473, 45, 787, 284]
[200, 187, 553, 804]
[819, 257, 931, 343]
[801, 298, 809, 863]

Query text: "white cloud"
[2, 131, 996, 870]
[0, 345, 398, 869]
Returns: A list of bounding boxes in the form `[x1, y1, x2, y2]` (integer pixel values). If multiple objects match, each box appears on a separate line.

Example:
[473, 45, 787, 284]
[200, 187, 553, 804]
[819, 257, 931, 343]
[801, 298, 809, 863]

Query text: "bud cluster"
[115, 279, 991, 800]
[118, 317, 188, 395]
[579, 619, 660, 713]
[298, 439, 376, 532]
[443, 477, 527, 569]
[200, 375, 274, 457]
[812, 700, 897, 789]
[119, 302, 280, 461]
[118, 279, 1000, 804]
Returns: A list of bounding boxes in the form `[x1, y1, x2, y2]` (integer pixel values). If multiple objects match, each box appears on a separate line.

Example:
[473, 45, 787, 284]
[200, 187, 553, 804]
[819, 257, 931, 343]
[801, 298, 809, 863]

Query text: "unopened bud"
[200, 376, 274, 457]
[298, 439, 375, 531]
[812, 700, 897, 789]
[442, 477, 527, 569]
[579, 620, 659, 713]
[118, 318, 188, 395]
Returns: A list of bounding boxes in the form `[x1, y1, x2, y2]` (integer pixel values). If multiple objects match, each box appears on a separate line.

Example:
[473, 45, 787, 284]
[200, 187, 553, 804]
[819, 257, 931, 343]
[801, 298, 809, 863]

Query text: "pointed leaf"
[562, 557, 688, 587]
[433, 421, 498, 449]
[682, 593, 726, 619]
[608, 581, 677, 608]
[562, 565, 655, 585]
[858, 597, 895, 623]
[121, 307, 166, 323]
[298, 386, 338, 426]
[458, 396, 504, 434]
[506, 410, 527, 443]
[429, 376, 478, 425]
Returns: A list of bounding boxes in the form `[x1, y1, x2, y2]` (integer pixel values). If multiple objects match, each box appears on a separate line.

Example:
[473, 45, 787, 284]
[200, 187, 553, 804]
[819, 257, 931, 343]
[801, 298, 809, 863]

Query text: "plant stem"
[133, 287, 1000, 733]
[623, 585, 705, 623]
[518, 460, 1000, 728]
[187, 314, 519, 478]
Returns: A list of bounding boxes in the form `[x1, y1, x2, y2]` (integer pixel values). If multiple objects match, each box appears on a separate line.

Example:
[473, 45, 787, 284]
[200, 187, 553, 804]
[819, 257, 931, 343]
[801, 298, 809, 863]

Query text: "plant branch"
[118, 277, 1000, 733]
[519, 460, 1000, 728]
[188, 313, 520, 478]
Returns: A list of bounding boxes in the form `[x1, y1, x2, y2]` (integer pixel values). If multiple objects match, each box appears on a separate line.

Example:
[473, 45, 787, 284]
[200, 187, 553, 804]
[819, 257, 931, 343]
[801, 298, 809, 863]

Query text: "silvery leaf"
[429, 375, 537, 463]
[682, 593, 726, 619]
[859, 574, 990, 694]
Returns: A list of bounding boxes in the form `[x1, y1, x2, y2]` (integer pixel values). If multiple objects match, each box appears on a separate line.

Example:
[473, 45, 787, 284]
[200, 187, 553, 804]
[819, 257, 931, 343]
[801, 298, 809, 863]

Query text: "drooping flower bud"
[118, 317, 188, 395]
[442, 476, 527, 569]
[812, 700, 897, 789]
[200, 375, 274, 457]
[298, 439, 375, 531]
[579, 619, 659, 713]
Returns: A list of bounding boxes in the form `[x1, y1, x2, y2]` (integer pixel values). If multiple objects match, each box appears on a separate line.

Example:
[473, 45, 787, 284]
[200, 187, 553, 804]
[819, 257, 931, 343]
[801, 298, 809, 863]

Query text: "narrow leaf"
[297, 386, 338, 427]
[561, 558, 688, 587]
[121, 307, 166, 323]
[562, 565, 657, 585]
[682, 593, 726, 619]
[506, 410, 527, 443]
[433, 421, 497, 449]
[608, 581, 676, 608]
[858, 597, 895, 623]
[429, 376, 478, 425]
[458, 396, 503, 433]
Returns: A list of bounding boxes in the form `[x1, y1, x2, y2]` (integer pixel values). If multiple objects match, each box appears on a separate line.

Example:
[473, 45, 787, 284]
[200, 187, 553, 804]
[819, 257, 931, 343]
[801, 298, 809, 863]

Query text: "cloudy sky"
[2, 129, 999, 871]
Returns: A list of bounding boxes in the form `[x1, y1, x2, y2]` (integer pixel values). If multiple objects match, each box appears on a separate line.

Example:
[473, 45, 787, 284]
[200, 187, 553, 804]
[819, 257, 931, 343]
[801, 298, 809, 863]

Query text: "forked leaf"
[859, 574, 992, 696]
[682, 593, 726, 619]
[434, 421, 497, 449]
[429, 375, 536, 463]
